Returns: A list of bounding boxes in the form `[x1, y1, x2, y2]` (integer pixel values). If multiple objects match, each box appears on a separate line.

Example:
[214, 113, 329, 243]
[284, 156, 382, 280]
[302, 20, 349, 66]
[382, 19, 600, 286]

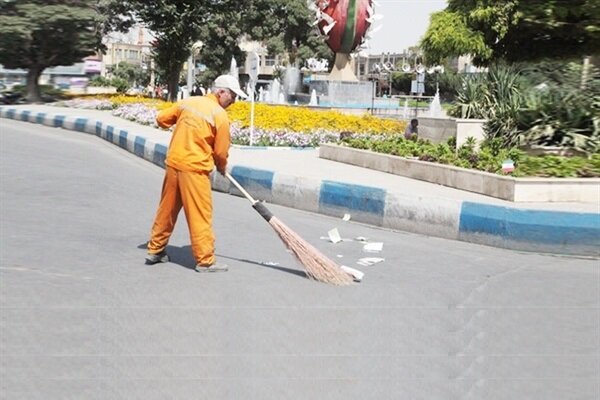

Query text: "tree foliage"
[421, 0, 600, 65]
[244, 0, 331, 65]
[114, 0, 229, 101]
[0, 0, 129, 102]
[109, 62, 149, 88]
[119, 0, 329, 100]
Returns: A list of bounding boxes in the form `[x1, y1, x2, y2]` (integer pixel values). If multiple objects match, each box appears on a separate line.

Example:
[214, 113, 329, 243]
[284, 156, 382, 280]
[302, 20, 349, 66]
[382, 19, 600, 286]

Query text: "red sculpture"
[315, 0, 373, 54]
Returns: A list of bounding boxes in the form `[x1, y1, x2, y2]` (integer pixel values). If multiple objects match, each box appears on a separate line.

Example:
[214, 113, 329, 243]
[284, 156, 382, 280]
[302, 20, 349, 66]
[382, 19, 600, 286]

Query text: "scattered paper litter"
[355, 236, 369, 242]
[336, 255, 343, 258]
[340, 265, 364, 282]
[327, 228, 342, 244]
[357, 257, 385, 267]
[342, 213, 351, 221]
[320, 236, 352, 242]
[262, 261, 280, 266]
[363, 242, 383, 252]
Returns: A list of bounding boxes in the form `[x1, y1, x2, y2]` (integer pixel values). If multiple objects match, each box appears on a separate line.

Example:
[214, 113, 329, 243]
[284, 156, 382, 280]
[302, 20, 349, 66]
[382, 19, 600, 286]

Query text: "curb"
[2, 106, 598, 257]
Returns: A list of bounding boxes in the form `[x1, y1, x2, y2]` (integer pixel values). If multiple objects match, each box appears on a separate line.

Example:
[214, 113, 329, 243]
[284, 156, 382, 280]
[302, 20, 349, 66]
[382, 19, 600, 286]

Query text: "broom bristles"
[268, 216, 354, 285]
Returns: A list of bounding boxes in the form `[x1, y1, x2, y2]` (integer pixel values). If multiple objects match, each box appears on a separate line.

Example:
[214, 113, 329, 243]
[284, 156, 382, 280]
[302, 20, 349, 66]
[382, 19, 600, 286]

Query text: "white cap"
[213, 75, 247, 99]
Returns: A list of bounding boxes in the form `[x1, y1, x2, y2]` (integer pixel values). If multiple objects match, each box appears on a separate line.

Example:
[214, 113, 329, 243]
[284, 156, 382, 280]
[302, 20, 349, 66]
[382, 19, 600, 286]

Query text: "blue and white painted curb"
[2, 106, 598, 257]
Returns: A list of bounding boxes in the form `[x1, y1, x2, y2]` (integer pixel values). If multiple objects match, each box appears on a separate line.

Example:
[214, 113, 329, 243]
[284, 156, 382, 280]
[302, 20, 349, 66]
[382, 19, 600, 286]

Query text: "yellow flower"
[227, 102, 406, 134]
[83, 95, 406, 134]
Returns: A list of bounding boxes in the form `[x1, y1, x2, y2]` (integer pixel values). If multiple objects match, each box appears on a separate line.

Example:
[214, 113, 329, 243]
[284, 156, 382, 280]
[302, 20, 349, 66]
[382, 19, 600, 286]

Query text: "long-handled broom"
[225, 172, 353, 285]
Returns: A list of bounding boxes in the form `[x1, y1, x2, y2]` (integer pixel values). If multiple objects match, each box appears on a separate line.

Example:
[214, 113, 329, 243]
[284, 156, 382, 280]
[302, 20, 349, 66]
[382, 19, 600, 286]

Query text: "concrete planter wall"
[319, 144, 600, 203]
[417, 117, 486, 149]
[455, 118, 486, 148]
[417, 117, 456, 143]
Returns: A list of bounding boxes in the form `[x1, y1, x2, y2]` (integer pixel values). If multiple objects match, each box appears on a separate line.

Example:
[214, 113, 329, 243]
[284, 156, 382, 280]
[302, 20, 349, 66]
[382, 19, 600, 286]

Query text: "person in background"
[145, 75, 247, 273]
[404, 118, 419, 139]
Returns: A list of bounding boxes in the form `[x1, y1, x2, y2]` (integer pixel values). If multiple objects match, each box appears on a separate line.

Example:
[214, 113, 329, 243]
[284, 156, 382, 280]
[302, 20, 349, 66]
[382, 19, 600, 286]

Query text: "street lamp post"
[186, 41, 203, 97]
[401, 54, 444, 118]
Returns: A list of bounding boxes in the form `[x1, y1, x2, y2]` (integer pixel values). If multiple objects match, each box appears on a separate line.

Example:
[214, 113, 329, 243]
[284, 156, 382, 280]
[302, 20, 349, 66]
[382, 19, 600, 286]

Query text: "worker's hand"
[217, 167, 226, 176]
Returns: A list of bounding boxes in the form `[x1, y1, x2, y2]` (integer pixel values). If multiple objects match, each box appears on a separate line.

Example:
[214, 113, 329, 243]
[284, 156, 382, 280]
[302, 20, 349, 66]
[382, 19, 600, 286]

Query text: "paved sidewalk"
[1, 104, 598, 256]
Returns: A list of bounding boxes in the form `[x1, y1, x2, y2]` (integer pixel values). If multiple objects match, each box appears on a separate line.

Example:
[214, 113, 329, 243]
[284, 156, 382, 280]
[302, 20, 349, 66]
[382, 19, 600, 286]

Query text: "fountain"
[252, 1, 385, 110]
[308, 0, 382, 108]
[309, 89, 318, 106]
[428, 88, 442, 117]
[229, 57, 238, 79]
[267, 79, 282, 104]
[283, 66, 301, 102]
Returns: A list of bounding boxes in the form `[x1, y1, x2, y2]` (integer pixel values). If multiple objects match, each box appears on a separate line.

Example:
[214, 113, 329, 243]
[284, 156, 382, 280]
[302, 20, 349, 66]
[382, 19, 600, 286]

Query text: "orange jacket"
[156, 93, 230, 173]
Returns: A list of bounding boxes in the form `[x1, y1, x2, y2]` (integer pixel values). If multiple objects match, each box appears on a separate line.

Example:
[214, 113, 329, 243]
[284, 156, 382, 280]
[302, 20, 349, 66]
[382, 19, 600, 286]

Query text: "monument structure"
[309, 0, 380, 107]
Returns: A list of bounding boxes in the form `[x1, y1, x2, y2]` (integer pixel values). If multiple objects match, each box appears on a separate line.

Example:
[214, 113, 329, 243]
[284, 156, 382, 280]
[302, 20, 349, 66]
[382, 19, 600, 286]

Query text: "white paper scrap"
[363, 242, 383, 252]
[336, 255, 344, 258]
[327, 228, 342, 244]
[342, 213, 351, 221]
[355, 236, 369, 242]
[357, 257, 385, 267]
[262, 261, 280, 266]
[340, 265, 364, 282]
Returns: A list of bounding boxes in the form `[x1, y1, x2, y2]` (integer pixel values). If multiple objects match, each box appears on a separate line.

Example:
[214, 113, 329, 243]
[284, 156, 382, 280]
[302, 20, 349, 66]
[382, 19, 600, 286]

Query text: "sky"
[365, 0, 448, 54]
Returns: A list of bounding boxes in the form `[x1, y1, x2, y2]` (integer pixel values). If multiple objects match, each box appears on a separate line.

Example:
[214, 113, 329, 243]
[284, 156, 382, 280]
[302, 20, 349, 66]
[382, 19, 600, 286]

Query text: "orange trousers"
[147, 166, 215, 265]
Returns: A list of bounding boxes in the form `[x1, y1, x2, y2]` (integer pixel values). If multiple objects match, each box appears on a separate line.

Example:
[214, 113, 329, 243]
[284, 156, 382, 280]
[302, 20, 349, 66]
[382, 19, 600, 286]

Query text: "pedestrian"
[404, 118, 418, 139]
[145, 74, 247, 272]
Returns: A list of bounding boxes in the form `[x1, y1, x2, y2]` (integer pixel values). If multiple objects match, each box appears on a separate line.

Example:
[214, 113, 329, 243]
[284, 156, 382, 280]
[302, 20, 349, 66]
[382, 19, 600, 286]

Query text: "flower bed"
[57, 96, 405, 147]
[342, 135, 600, 178]
[227, 102, 405, 134]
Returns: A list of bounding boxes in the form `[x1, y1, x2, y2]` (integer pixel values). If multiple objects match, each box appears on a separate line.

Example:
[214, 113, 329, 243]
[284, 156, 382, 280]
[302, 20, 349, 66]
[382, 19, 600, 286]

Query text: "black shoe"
[195, 263, 228, 273]
[145, 250, 169, 265]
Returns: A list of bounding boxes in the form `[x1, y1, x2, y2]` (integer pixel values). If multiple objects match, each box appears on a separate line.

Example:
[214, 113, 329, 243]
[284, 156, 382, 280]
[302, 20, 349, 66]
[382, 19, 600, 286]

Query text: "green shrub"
[10, 84, 67, 100]
[110, 77, 129, 93]
[518, 63, 600, 155]
[450, 62, 600, 155]
[88, 75, 112, 87]
[343, 134, 597, 177]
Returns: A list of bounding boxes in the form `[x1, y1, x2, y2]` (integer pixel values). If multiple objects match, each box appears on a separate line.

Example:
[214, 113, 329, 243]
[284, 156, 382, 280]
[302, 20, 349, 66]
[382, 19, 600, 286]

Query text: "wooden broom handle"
[225, 172, 257, 204]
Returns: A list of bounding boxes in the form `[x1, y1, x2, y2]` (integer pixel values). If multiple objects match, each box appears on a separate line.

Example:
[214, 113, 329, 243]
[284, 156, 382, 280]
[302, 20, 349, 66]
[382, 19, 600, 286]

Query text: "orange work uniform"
[147, 93, 231, 265]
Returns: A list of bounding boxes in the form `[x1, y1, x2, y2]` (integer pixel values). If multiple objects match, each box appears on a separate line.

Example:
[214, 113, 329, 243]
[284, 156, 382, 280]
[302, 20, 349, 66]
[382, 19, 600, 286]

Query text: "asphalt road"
[1, 120, 598, 399]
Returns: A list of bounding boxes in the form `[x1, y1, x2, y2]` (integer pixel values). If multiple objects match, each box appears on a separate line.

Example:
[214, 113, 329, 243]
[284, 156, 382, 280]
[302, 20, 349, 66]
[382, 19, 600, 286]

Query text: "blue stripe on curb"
[53, 115, 65, 127]
[319, 181, 386, 216]
[106, 125, 114, 142]
[134, 136, 146, 157]
[2, 109, 596, 257]
[153, 144, 167, 167]
[118, 130, 128, 149]
[74, 118, 87, 132]
[230, 166, 274, 190]
[459, 202, 600, 246]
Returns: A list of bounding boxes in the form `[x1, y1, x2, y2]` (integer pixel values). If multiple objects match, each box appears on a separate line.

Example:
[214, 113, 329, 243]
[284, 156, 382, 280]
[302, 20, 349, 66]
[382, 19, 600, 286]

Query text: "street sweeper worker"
[145, 74, 247, 272]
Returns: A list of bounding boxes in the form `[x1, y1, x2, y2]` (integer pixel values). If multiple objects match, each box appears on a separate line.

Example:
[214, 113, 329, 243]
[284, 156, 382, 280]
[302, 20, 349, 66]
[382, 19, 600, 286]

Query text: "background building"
[101, 27, 152, 78]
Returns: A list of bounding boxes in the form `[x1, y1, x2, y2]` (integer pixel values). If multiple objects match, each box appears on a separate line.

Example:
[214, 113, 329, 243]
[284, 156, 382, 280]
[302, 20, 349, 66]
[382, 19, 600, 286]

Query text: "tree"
[0, 0, 129, 102]
[117, 0, 248, 101]
[122, 0, 329, 101]
[109, 62, 150, 88]
[244, 0, 331, 67]
[421, 0, 600, 66]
